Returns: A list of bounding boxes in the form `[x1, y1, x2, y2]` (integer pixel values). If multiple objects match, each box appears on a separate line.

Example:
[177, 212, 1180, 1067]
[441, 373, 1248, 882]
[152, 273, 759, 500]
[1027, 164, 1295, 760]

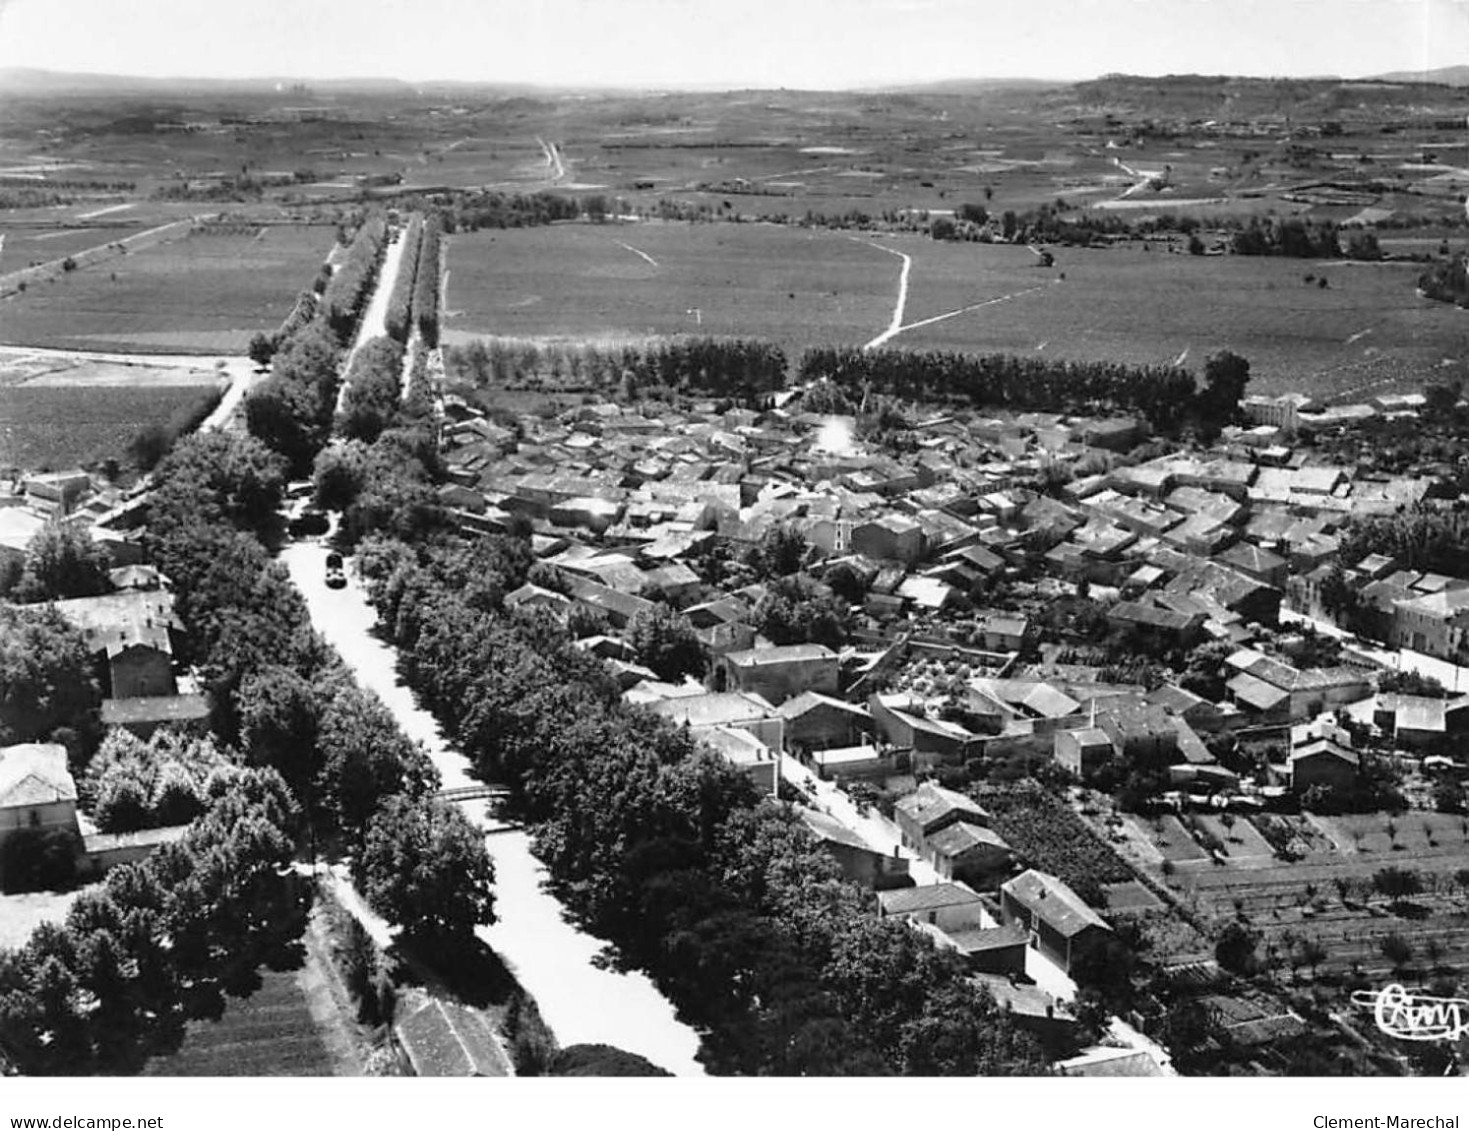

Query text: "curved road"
[280, 539, 706, 1076]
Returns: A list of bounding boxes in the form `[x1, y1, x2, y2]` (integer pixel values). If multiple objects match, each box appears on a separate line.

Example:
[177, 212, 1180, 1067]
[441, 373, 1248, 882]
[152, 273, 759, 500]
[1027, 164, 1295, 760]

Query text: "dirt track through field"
[76, 202, 135, 221]
[614, 240, 658, 267]
[854, 237, 912, 349]
[852, 236, 1062, 350]
[888, 281, 1056, 340]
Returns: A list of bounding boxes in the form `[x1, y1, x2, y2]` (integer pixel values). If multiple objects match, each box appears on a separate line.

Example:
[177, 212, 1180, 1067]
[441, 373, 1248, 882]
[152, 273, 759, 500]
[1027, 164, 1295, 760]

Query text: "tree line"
[142, 431, 490, 936]
[312, 350, 447, 551]
[1233, 214, 1380, 258]
[347, 532, 1049, 1075]
[413, 216, 443, 348]
[245, 319, 344, 478]
[796, 346, 1251, 435]
[384, 214, 423, 344]
[446, 335, 788, 402]
[337, 336, 406, 445]
[382, 189, 581, 234]
[322, 214, 388, 345]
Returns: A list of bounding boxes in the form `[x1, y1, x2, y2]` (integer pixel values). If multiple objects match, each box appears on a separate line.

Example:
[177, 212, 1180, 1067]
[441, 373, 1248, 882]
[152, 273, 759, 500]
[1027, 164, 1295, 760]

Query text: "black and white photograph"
[1, 0, 1468, 1121]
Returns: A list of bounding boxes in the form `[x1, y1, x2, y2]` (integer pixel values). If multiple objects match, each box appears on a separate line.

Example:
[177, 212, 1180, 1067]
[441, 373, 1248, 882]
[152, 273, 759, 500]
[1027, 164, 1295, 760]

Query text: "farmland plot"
[141, 967, 334, 1077]
[0, 382, 222, 470]
[1178, 869, 1469, 984]
[444, 222, 895, 358]
[0, 225, 338, 353]
[1139, 813, 1212, 865]
[0, 225, 134, 276]
[889, 244, 1464, 401]
[1163, 829, 1469, 988]
[1190, 813, 1277, 864]
[1317, 811, 1469, 858]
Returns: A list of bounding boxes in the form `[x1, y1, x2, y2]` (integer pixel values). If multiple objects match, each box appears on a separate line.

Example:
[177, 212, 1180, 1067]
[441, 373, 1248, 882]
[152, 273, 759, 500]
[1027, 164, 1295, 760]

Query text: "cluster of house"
[3, 467, 209, 736]
[1298, 549, 1469, 669]
[0, 741, 188, 880]
[0, 470, 145, 569]
[0, 562, 200, 880]
[1, 475, 207, 881]
[432, 391, 1469, 811]
[866, 780, 1117, 1053]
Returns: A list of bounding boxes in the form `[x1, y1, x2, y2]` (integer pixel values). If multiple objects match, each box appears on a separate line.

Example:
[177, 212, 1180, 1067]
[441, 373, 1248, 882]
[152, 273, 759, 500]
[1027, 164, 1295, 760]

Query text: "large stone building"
[49, 590, 183, 699]
[1392, 589, 1469, 666]
[720, 643, 839, 705]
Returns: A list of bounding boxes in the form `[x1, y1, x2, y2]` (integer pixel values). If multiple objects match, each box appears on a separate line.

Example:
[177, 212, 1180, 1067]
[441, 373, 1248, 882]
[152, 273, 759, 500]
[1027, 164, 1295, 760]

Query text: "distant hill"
[874, 77, 1070, 95]
[0, 67, 414, 97]
[1064, 72, 1469, 118]
[1371, 65, 1469, 87]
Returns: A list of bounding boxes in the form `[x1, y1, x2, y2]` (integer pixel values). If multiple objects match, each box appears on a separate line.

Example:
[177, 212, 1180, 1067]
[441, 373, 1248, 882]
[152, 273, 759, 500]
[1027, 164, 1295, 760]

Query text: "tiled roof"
[927, 821, 1010, 858]
[0, 743, 76, 808]
[894, 782, 989, 832]
[1001, 869, 1109, 939]
[878, 882, 985, 917]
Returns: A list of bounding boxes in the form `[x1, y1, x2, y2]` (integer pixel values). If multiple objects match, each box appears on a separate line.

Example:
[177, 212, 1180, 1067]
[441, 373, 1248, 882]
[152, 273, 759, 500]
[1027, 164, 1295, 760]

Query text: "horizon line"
[4, 63, 1463, 93]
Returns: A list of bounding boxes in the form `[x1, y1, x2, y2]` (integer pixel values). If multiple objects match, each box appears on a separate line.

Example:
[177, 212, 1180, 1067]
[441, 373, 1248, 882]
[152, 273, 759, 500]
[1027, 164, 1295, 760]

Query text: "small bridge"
[437, 784, 510, 804]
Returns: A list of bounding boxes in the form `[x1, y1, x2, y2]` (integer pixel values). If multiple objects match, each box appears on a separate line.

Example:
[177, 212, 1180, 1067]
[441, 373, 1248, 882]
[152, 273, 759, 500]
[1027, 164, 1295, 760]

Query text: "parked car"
[325, 551, 346, 589]
[288, 509, 329, 537]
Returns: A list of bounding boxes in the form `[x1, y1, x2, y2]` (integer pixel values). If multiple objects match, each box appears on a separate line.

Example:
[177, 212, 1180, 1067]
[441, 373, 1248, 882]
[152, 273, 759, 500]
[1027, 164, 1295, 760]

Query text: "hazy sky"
[0, 0, 1466, 87]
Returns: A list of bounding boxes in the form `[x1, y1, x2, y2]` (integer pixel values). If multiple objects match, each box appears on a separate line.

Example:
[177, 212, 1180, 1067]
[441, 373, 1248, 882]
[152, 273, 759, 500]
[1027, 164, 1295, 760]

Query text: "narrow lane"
[779, 752, 940, 885]
[280, 539, 706, 1076]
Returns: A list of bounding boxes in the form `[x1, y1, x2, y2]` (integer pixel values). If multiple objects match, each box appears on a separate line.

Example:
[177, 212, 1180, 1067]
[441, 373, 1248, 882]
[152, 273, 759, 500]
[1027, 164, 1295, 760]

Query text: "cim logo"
[1352, 984, 1469, 1042]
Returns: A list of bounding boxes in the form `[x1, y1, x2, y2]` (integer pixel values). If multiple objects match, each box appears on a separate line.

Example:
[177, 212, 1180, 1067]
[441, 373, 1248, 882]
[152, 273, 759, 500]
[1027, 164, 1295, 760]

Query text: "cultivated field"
[0, 382, 223, 470]
[443, 222, 896, 358]
[1175, 860, 1469, 985]
[0, 224, 338, 353]
[1130, 805, 1469, 991]
[443, 221, 1466, 402]
[0, 225, 135, 275]
[887, 240, 1466, 401]
[141, 967, 335, 1076]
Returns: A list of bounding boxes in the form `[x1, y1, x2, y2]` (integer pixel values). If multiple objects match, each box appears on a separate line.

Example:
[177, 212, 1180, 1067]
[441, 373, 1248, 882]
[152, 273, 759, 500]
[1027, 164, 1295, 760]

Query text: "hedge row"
[384, 214, 423, 343]
[321, 214, 388, 345]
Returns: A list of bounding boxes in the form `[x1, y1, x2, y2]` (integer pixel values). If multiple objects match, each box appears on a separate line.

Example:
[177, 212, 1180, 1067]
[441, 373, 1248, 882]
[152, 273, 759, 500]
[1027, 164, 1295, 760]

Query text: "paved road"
[279, 539, 706, 1076]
